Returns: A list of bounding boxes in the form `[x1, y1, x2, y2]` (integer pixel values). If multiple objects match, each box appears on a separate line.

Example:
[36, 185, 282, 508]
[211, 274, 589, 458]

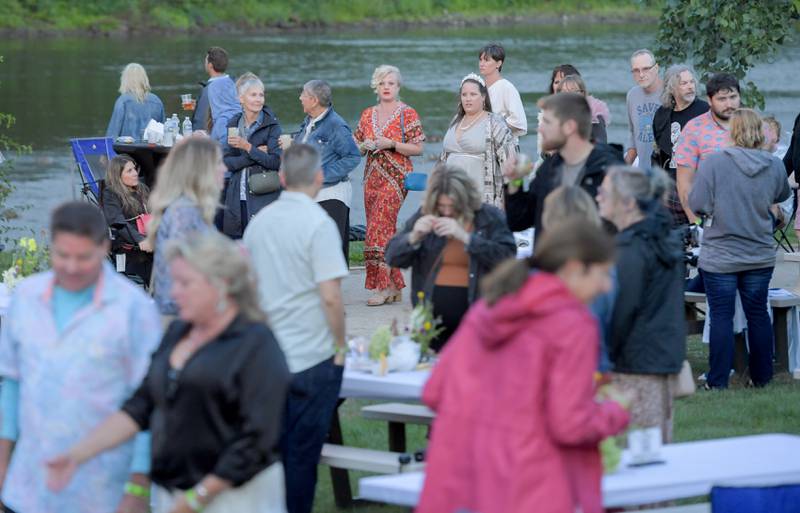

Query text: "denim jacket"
[106, 92, 165, 139]
[294, 107, 361, 185]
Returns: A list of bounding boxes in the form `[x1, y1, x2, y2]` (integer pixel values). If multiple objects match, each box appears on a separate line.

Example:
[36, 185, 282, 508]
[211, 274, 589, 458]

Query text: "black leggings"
[431, 285, 470, 353]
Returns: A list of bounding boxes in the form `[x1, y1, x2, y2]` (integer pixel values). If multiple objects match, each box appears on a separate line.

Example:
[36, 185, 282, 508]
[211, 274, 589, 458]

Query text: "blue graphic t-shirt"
[625, 85, 663, 169]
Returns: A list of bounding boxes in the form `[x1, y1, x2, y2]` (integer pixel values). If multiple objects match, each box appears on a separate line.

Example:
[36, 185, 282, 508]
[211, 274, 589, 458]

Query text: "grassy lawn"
[349, 241, 365, 268]
[313, 336, 800, 512]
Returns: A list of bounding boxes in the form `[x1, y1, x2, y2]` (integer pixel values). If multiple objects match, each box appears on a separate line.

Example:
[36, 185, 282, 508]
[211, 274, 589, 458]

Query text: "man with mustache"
[652, 65, 709, 226]
[674, 73, 741, 223]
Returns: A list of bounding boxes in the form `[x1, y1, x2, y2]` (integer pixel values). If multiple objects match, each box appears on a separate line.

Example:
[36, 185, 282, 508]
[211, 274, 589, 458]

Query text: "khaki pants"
[152, 463, 287, 513]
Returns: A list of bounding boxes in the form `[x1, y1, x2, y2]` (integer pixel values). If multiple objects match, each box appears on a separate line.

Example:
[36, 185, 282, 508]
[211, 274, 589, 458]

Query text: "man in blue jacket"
[286, 80, 361, 260]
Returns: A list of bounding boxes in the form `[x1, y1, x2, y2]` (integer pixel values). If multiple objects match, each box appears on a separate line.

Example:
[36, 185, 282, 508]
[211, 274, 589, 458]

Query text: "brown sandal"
[367, 291, 402, 307]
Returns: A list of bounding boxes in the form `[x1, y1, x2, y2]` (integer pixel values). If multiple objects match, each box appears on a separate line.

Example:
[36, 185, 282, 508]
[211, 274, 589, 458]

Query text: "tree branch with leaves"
[653, 0, 800, 109]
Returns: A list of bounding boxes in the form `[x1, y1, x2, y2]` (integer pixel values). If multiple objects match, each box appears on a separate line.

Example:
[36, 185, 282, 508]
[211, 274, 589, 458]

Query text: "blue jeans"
[280, 357, 343, 513]
[703, 267, 774, 388]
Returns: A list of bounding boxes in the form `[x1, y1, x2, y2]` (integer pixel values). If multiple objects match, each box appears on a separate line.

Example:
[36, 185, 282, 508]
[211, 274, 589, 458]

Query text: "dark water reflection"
[1, 23, 798, 237]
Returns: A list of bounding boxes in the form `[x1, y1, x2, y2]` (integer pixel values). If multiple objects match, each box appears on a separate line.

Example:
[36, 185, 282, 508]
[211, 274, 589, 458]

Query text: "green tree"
[0, 55, 30, 228]
[653, 0, 800, 109]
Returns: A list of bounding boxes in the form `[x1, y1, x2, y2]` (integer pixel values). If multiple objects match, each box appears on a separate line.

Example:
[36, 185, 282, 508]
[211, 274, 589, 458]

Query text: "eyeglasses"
[631, 64, 656, 75]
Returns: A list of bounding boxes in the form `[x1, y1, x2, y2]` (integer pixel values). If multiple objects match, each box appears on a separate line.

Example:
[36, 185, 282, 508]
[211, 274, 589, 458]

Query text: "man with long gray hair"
[243, 143, 348, 513]
[280, 79, 361, 261]
[652, 65, 709, 226]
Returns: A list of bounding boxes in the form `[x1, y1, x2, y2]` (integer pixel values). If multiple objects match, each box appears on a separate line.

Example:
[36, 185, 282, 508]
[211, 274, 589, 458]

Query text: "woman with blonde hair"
[354, 65, 426, 306]
[385, 164, 515, 351]
[101, 154, 153, 284]
[148, 136, 224, 316]
[47, 231, 291, 513]
[106, 63, 165, 139]
[689, 108, 791, 389]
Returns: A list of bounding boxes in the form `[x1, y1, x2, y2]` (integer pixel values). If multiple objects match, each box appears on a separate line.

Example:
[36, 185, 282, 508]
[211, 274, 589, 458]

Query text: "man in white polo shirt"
[243, 143, 348, 513]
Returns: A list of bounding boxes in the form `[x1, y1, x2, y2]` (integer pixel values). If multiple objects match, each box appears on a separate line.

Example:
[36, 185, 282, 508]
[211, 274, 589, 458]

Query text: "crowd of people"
[0, 41, 797, 513]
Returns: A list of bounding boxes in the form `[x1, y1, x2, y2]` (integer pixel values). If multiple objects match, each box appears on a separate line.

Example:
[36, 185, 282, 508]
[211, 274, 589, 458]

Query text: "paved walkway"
[343, 268, 412, 340]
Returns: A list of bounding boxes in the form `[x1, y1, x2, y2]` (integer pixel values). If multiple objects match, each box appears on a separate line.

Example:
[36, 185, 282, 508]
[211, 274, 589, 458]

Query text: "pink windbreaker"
[417, 272, 629, 513]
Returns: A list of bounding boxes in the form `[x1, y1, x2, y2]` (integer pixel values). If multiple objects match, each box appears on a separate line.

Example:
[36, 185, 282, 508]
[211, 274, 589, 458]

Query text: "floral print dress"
[355, 103, 425, 292]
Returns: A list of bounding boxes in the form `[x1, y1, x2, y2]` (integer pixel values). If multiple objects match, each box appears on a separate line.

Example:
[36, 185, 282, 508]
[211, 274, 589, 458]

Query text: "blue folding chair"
[70, 137, 116, 204]
[711, 484, 800, 512]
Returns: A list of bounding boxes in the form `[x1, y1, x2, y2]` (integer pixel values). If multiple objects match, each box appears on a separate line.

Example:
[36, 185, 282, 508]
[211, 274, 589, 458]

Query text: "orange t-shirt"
[435, 238, 470, 287]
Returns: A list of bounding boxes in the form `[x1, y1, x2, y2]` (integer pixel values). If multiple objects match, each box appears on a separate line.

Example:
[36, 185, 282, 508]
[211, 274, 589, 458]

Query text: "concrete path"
[342, 268, 412, 340]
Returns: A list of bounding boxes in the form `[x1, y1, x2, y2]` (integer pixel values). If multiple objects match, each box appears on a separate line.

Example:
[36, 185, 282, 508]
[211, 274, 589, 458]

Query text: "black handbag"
[247, 168, 281, 195]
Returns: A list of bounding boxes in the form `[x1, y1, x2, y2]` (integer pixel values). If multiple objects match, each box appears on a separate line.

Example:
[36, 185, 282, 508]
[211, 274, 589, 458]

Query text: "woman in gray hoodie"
[689, 108, 791, 389]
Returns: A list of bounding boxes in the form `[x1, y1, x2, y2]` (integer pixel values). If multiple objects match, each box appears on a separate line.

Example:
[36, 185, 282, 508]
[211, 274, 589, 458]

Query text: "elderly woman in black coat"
[385, 164, 516, 352]
[223, 74, 283, 238]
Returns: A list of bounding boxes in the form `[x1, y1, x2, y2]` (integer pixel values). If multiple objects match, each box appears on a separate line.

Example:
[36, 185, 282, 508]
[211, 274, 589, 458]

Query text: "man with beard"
[674, 73, 741, 223]
[504, 92, 622, 241]
[652, 65, 709, 226]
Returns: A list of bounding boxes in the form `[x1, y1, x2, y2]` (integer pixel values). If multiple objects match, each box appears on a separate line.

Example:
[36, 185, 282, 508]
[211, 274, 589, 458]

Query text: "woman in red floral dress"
[355, 65, 425, 306]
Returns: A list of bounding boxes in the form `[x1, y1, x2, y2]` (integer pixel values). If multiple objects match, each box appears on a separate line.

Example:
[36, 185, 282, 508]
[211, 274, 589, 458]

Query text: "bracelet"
[334, 345, 347, 356]
[124, 481, 150, 499]
[184, 488, 203, 512]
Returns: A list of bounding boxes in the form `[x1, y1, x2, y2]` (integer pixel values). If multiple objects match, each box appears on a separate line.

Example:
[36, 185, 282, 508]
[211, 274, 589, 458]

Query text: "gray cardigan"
[689, 147, 790, 274]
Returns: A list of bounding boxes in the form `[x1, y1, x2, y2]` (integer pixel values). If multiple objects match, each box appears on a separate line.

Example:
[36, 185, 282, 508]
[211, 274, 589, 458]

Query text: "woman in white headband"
[440, 73, 516, 208]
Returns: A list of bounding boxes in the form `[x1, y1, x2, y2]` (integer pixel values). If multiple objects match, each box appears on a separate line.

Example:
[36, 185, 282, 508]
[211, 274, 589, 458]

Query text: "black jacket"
[609, 207, 686, 374]
[785, 112, 800, 177]
[222, 107, 283, 238]
[385, 205, 517, 306]
[505, 143, 622, 240]
[101, 187, 147, 251]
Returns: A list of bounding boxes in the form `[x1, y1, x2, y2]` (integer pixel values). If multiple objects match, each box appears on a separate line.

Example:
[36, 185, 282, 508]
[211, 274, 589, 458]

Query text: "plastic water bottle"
[182, 116, 193, 137]
[162, 117, 174, 147]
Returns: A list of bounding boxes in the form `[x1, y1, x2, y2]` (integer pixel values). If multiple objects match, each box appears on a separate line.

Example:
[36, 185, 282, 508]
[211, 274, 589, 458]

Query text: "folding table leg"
[328, 399, 353, 508]
[773, 307, 790, 373]
[388, 422, 407, 453]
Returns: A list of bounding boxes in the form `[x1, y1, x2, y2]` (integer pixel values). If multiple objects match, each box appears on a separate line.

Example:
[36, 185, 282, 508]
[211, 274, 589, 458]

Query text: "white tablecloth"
[340, 368, 429, 400]
[359, 434, 800, 507]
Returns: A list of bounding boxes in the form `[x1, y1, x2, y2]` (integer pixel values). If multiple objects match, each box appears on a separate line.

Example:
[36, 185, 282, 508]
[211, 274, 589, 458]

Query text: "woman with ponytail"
[596, 165, 686, 442]
[417, 222, 632, 513]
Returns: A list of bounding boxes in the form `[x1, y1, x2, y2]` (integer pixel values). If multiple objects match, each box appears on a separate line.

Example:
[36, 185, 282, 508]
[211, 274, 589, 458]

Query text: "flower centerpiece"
[408, 291, 445, 359]
[2, 236, 49, 291]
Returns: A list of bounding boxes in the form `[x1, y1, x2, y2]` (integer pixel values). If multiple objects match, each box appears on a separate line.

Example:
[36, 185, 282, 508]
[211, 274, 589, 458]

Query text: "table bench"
[684, 291, 800, 372]
[361, 402, 435, 453]
[319, 443, 424, 474]
[359, 434, 800, 508]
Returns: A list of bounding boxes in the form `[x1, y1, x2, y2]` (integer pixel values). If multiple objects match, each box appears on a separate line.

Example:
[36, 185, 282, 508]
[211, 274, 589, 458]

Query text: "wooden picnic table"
[358, 433, 800, 508]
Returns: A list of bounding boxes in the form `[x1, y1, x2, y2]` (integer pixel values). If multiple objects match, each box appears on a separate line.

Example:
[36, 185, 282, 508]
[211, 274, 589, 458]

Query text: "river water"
[1, 23, 799, 237]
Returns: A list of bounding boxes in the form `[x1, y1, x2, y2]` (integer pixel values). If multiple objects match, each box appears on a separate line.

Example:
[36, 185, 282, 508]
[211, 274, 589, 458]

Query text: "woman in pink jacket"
[418, 222, 632, 513]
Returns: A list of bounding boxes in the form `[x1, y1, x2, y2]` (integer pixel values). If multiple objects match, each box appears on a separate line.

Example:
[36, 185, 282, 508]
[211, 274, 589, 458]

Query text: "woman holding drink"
[222, 74, 283, 238]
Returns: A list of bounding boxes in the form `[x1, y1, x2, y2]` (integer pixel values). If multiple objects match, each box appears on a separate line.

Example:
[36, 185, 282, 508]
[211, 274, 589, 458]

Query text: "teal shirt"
[52, 284, 95, 333]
